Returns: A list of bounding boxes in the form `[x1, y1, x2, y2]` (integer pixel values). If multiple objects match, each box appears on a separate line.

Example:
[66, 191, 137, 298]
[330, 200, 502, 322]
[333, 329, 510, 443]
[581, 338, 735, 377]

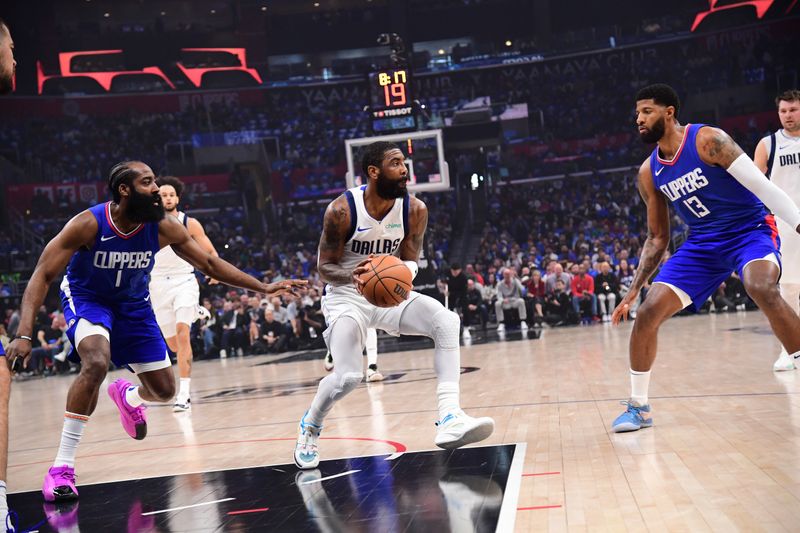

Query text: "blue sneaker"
[294, 411, 322, 469]
[611, 401, 653, 432]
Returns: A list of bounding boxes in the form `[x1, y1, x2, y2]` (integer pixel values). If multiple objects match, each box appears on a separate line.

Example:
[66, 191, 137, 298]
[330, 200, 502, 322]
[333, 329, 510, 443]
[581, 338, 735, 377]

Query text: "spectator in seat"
[220, 300, 247, 358]
[594, 261, 620, 322]
[571, 264, 597, 321]
[462, 279, 489, 334]
[525, 269, 546, 326]
[544, 279, 575, 326]
[495, 268, 528, 333]
[447, 263, 468, 312]
[545, 262, 571, 295]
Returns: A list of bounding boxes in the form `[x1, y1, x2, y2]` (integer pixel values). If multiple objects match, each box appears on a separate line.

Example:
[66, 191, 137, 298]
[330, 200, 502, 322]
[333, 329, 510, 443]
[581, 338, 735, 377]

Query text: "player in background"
[753, 90, 800, 371]
[323, 327, 383, 382]
[611, 84, 800, 432]
[149, 176, 219, 410]
[294, 142, 493, 469]
[0, 16, 16, 526]
[5, 161, 305, 501]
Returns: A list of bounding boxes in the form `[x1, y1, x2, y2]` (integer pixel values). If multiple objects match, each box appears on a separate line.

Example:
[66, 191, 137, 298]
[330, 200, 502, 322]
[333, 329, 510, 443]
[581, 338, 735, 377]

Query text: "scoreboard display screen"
[368, 68, 417, 132]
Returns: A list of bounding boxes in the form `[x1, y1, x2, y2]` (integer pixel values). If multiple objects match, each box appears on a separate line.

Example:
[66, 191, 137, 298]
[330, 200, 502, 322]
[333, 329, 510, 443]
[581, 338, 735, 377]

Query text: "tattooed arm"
[698, 126, 800, 232]
[317, 195, 362, 287]
[612, 158, 670, 324]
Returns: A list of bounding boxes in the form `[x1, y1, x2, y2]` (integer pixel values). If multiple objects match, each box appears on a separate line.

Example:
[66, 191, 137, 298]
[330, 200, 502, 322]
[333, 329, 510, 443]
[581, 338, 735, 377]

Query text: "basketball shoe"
[107, 379, 147, 440]
[366, 364, 384, 382]
[323, 352, 334, 372]
[42, 466, 78, 502]
[773, 350, 796, 372]
[434, 410, 495, 449]
[173, 397, 191, 412]
[611, 400, 653, 432]
[294, 411, 322, 469]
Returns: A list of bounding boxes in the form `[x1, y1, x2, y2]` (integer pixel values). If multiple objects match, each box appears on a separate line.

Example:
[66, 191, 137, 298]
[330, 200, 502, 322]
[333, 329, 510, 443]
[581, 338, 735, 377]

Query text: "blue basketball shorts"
[60, 290, 168, 370]
[653, 217, 781, 312]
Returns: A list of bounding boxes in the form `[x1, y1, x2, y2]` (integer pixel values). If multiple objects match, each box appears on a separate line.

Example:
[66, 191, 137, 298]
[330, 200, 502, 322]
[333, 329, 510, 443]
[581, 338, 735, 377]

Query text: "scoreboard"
[368, 68, 417, 133]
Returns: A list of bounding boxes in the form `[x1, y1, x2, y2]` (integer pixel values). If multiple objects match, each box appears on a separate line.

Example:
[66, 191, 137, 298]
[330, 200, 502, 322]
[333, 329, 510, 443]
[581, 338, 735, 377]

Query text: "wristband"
[17, 335, 32, 342]
[403, 261, 419, 280]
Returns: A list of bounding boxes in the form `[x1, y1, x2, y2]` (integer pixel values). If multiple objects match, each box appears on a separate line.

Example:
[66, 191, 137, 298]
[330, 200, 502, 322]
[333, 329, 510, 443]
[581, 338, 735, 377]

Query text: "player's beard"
[128, 188, 165, 223]
[375, 171, 407, 199]
[639, 116, 666, 144]
[0, 67, 13, 95]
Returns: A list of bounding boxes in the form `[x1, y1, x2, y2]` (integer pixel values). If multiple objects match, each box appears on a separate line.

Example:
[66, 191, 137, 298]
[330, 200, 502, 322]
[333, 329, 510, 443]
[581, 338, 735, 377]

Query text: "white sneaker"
[773, 351, 796, 372]
[323, 352, 334, 372]
[520, 321, 529, 332]
[462, 327, 471, 339]
[434, 410, 495, 449]
[294, 412, 322, 469]
[219, 349, 227, 359]
[196, 305, 211, 322]
[236, 348, 244, 357]
[366, 365, 384, 382]
[496, 323, 505, 332]
[173, 397, 191, 412]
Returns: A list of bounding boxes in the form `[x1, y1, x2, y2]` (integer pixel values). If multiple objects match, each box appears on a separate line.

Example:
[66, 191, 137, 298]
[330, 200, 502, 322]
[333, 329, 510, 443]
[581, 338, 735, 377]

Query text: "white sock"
[630, 369, 651, 406]
[366, 329, 378, 366]
[125, 385, 145, 408]
[0, 481, 7, 516]
[178, 378, 191, 400]
[437, 382, 460, 420]
[54, 413, 88, 468]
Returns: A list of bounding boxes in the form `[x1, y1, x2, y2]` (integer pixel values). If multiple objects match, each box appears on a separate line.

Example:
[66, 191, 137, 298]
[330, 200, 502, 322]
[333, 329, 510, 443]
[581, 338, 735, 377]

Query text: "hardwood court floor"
[8, 311, 800, 532]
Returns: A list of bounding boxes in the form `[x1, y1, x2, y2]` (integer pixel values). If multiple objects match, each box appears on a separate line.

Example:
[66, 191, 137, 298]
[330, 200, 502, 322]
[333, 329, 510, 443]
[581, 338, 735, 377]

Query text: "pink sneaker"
[107, 379, 147, 440]
[42, 465, 79, 502]
[43, 501, 80, 528]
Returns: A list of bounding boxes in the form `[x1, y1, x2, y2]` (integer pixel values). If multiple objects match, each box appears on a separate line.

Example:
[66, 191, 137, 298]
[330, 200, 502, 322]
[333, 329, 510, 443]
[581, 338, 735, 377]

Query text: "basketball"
[358, 255, 413, 308]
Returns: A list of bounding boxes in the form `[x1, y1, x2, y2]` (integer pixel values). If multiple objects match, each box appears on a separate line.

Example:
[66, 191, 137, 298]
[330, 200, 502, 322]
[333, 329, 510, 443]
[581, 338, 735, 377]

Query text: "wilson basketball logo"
[393, 284, 409, 299]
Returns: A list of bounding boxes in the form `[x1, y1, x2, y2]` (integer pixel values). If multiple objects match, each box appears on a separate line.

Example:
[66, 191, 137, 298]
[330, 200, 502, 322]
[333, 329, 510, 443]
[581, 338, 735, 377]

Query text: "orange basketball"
[358, 255, 413, 308]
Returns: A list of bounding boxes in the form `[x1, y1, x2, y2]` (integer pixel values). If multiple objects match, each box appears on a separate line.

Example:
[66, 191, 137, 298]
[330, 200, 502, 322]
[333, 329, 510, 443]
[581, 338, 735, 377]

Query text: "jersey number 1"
[115, 270, 122, 287]
[683, 196, 710, 218]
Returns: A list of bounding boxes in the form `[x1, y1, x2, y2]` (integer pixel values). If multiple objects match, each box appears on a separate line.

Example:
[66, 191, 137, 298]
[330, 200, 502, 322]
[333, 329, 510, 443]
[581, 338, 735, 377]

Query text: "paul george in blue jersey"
[4, 161, 306, 502]
[609, 84, 800, 433]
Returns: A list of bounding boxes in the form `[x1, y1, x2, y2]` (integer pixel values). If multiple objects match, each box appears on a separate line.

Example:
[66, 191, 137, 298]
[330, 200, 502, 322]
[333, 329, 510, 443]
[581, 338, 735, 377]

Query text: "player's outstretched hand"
[5, 337, 32, 372]
[263, 279, 308, 297]
[352, 255, 374, 294]
[611, 291, 638, 325]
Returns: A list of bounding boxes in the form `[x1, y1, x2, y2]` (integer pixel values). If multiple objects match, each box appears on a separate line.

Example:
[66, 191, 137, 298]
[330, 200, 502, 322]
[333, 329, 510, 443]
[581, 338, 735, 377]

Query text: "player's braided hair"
[108, 161, 141, 203]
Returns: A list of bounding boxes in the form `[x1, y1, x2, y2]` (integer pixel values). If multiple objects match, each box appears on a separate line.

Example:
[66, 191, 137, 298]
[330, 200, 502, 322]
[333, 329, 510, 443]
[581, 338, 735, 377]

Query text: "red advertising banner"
[5, 174, 230, 211]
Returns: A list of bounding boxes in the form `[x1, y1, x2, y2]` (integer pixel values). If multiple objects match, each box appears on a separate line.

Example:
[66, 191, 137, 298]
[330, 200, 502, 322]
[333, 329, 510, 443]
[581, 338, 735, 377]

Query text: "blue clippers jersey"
[61, 202, 161, 303]
[650, 123, 770, 235]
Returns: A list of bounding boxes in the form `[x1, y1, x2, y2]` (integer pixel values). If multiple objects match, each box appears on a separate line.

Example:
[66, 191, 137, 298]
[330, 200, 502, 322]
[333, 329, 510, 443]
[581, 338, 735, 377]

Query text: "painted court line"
[517, 505, 562, 511]
[522, 471, 561, 477]
[495, 442, 527, 532]
[300, 469, 361, 485]
[142, 497, 236, 516]
[227, 507, 270, 516]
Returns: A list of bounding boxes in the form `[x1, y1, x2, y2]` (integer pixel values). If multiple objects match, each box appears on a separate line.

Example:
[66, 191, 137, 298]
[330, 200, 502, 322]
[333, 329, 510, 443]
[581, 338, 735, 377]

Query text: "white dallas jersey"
[150, 211, 194, 279]
[765, 130, 800, 282]
[330, 185, 409, 286]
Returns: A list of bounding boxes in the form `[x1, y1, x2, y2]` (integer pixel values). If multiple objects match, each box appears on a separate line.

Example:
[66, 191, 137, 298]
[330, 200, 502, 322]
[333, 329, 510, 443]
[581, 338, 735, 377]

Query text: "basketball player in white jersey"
[294, 141, 494, 469]
[149, 176, 219, 410]
[754, 90, 800, 371]
[323, 327, 383, 382]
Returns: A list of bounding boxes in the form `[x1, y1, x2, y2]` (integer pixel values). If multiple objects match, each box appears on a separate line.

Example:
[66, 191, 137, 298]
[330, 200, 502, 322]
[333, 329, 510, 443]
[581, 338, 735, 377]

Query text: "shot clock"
[368, 68, 417, 133]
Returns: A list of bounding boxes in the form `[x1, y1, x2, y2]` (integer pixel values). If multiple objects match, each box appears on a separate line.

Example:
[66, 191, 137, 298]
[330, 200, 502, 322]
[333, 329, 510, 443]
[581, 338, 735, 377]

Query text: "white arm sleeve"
[403, 260, 419, 280]
[727, 153, 800, 231]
